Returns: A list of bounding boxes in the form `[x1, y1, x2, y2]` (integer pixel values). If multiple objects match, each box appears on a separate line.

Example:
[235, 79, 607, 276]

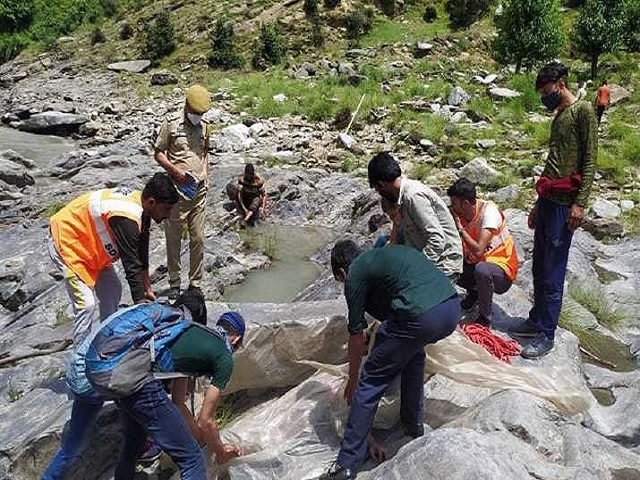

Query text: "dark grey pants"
[458, 261, 512, 320]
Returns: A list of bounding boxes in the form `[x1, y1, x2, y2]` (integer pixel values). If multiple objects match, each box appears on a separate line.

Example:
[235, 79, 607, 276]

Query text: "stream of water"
[0, 126, 75, 165]
[223, 224, 334, 303]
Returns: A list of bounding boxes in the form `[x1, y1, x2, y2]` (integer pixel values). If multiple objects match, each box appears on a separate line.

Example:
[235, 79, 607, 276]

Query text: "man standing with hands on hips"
[155, 84, 212, 300]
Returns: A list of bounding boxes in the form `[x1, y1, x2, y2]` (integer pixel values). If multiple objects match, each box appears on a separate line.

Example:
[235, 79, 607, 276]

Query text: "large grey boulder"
[18, 112, 88, 136]
[106, 60, 151, 73]
[459, 156, 501, 185]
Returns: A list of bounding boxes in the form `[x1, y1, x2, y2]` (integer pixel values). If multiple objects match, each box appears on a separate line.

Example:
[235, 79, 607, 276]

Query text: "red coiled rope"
[460, 323, 522, 363]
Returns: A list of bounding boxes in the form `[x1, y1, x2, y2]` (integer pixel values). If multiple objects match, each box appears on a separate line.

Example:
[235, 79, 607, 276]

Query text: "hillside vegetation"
[2, 0, 640, 229]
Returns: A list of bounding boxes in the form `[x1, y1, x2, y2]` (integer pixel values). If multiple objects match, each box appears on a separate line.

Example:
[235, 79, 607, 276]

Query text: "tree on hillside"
[445, 0, 493, 29]
[208, 19, 244, 70]
[623, 0, 640, 52]
[572, 0, 626, 79]
[144, 10, 176, 64]
[493, 0, 565, 73]
[252, 23, 287, 70]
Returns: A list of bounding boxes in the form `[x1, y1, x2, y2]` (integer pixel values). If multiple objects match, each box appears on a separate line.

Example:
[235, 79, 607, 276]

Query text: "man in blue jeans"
[42, 292, 245, 480]
[321, 240, 460, 479]
[511, 61, 597, 359]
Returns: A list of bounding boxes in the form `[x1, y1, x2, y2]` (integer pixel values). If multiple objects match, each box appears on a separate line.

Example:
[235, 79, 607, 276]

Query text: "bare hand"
[343, 377, 357, 405]
[527, 205, 537, 230]
[567, 204, 584, 231]
[143, 288, 156, 302]
[172, 168, 187, 184]
[368, 437, 389, 463]
[215, 444, 241, 464]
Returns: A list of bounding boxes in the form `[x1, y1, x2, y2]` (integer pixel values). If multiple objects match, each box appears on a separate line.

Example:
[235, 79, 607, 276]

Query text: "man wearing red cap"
[154, 84, 212, 300]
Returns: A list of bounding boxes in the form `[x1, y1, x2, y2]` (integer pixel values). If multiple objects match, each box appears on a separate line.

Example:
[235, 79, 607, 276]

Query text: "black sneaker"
[521, 333, 554, 359]
[187, 285, 203, 297]
[168, 287, 181, 301]
[509, 319, 541, 338]
[460, 292, 478, 310]
[319, 462, 356, 480]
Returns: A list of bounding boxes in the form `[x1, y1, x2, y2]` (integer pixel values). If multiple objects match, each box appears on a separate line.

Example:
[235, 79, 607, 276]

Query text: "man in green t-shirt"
[512, 62, 597, 359]
[321, 241, 460, 480]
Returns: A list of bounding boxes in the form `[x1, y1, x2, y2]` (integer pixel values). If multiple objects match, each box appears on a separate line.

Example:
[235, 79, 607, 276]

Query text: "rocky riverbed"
[0, 51, 639, 480]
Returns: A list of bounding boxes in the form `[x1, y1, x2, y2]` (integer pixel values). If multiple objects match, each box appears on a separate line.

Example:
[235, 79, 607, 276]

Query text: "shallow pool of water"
[0, 126, 75, 165]
[223, 224, 334, 303]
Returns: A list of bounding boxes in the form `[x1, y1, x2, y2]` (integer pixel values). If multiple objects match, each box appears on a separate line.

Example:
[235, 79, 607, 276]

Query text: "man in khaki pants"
[155, 85, 212, 299]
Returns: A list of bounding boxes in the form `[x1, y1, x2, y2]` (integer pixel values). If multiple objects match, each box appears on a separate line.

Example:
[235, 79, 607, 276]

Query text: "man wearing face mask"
[155, 85, 212, 300]
[511, 62, 597, 359]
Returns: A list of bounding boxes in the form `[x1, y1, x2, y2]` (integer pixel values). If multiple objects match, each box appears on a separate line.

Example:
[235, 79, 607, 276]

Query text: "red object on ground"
[460, 323, 522, 363]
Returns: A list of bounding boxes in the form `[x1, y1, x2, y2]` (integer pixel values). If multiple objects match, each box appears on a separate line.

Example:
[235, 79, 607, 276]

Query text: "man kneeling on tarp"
[321, 240, 460, 479]
[43, 291, 245, 480]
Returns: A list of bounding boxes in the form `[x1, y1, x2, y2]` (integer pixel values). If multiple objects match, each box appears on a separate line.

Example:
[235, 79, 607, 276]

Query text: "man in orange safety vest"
[48, 172, 179, 346]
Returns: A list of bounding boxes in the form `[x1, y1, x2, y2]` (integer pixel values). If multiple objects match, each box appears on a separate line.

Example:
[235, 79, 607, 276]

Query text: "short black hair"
[173, 290, 207, 325]
[536, 61, 568, 90]
[368, 152, 401, 187]
[142, 172, 179, 205]
[447, 178, 477, 202]
[330, 240, 363, 277]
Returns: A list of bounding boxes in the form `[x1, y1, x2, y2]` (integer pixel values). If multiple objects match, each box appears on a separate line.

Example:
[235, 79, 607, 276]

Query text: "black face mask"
[541, 89, 562, 111]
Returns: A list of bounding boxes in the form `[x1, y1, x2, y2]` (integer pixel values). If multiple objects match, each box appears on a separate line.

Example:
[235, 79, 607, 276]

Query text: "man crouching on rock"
[321, 240, 460, 479]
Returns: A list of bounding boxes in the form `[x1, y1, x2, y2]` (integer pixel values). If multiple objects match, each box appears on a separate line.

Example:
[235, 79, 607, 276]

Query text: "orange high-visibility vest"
[50, 188, 143, 287]
[460, 200, 519, 281]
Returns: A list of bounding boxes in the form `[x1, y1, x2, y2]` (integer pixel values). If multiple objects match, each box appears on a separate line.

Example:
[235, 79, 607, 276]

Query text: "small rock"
[448, 86, 470, 107]
[150, 71, 178, 86]
[475, 139, 496, 149]
[107, 60, 151, 73]
[589, 198, 621, 218]
[459, 157, 501, 185]
[414, 42, 433, 58]
[273, 93, 287, 103]
[620, 200, 634, 211]
[488, 87, 521, 99]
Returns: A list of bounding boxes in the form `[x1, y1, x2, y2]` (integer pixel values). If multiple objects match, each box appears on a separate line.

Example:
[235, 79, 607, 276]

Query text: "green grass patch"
[568, 278, 627, 329]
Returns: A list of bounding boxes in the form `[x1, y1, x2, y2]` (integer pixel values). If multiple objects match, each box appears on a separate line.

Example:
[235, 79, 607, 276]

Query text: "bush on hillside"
[0, 33, 27, 63]
[445, 0, 493, 29]
[252, 22, 287, 70]
[100, 0, 119, 17]
[91, 27, 106, 45]
[423, 4, 438, 22]
[208, 19, 244, 70]
[379, 0, 397, 16]
[0, 0, 34, 32]
[119, 21, 133, 40]
[345, 9, 374, 41]
[304, 0, 319, 20]
[493, 0, 565, 73]
[144, 10, 176, 64]
[324, 0, 341, 8]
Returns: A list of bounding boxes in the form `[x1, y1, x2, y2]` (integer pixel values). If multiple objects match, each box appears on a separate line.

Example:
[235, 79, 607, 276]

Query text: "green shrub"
[91, 27, 106, 45]
[345, 9, 374, 40]
[445, 0, 492, 29]
[621, 133, 640, 167]
[119, 21, 133, 40]
[324, 0, 341, 8]
[252, 23, 286, 70]
[100, 0, 118, 17]
[208, 19, 244, 70]
[0, 0, 34, 32]
[0, 32, 27, 63]
[304, 0, 319, 20]
[423, 4, 438, 22]
[379, 0, 397, 17]
[144, 10, 176, 64]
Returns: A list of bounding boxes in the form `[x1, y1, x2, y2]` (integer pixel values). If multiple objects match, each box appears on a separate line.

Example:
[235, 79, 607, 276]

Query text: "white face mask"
[187, 112, 202, 125]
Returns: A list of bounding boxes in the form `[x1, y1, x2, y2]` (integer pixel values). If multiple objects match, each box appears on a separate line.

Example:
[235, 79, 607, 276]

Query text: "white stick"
[344, 94, 366, 135]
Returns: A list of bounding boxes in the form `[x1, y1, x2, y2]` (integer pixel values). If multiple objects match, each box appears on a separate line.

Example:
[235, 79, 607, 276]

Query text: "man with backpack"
[42, 291, 245, 480]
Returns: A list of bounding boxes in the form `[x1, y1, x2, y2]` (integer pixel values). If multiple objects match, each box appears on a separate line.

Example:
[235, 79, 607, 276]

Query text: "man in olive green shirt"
[321, 241, 459, 480]
[513, 62, 597, 359]
[155, 84, 212, 299]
